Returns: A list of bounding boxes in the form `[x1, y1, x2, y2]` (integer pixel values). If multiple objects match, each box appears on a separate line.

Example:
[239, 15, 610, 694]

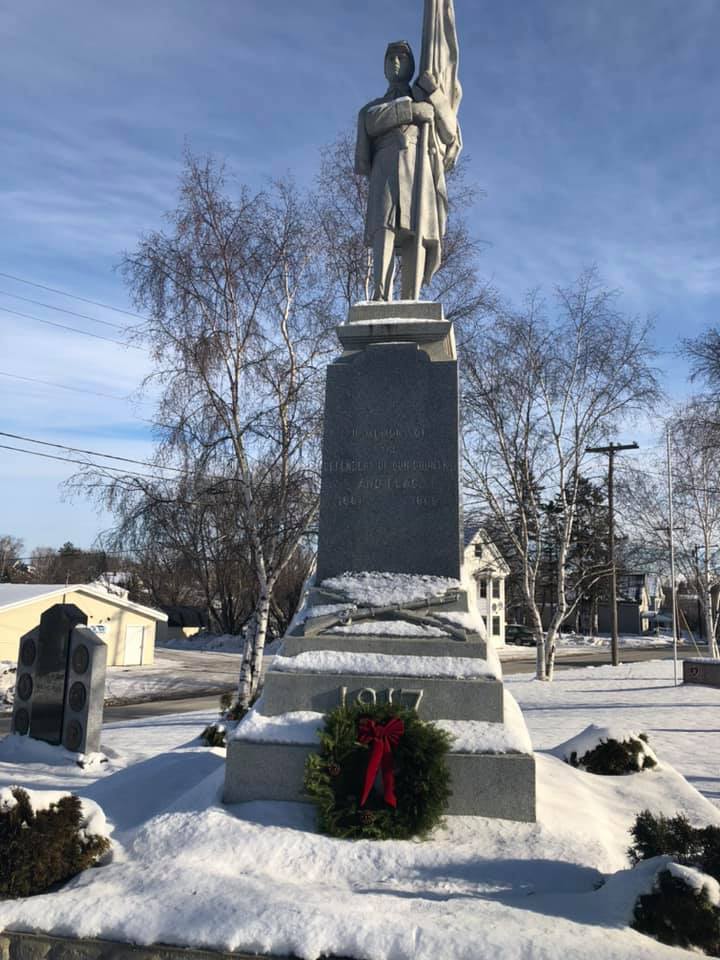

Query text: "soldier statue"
[355, 28, 462, 302]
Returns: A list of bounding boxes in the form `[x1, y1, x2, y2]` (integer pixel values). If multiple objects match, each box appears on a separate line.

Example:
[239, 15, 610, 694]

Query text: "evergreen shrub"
[200, 722, 227, 747]
[632, 868, 720, 954]
[0, 787, 110, 899]
[569, 733, 656, 775]
[629, 810, 720, 881]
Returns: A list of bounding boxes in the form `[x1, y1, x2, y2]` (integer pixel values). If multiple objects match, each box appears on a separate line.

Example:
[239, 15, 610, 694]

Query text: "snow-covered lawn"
[499, 633, 684, 659]
[0, 660, 719, 958]
[509, 658, 720, 808]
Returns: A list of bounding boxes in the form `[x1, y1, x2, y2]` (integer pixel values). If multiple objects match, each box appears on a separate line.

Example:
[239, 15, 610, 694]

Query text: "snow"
[234, 710, 324, 745]
[666, 862, 720, 905]
[298, 603, 357, 623]
[508, 658, 720, 806]
[436, 691, 533, 755]
[552, 723, 659, 769]
[235, 692, 532, 756]
[271, 649, 501, 680]
[320, 571, 461, 607]
[1, 660, 719, 958]
[433, 609, 485, 633]
[327, 620, 450, 637]
[499, 633, 682, 659]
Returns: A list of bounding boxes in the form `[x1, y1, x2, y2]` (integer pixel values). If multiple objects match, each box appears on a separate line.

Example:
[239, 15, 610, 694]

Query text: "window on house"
[480, 615, 487, 630]
[492, 616, 501, 636]
[479, 579, 488, 598]
[492, 579, 501, 599]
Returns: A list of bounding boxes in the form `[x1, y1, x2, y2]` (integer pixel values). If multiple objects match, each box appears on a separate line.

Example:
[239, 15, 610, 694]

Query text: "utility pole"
[666, 425, 679, 686]
[586, 441, 639, 666]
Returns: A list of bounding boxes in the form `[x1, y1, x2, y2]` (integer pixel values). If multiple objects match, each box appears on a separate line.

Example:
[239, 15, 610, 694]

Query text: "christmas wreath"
[304, 702, 452, 840]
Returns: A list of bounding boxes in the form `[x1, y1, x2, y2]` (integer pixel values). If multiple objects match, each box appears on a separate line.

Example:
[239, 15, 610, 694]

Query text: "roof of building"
[0, 583, 168, 621]
[463, 526, 510, 576]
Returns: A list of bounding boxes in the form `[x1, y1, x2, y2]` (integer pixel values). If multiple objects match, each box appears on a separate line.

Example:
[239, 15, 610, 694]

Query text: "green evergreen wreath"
[304, 703, 452, 840]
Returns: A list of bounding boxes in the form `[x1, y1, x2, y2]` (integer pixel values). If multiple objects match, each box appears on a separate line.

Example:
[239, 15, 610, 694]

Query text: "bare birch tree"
[618, 402, 720, 655]
[463, 268, 660, 679]
[117, 154, 329, 708]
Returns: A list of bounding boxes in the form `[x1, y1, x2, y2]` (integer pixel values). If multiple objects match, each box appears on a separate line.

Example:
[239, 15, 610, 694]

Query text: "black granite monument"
[316, 306, 461, 582]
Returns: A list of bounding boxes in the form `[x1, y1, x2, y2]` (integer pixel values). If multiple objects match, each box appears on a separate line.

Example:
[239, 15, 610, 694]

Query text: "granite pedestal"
[316, 304, 461, 582]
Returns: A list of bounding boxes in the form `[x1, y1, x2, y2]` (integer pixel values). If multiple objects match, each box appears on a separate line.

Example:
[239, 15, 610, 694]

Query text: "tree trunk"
[249, 586, 273, 702]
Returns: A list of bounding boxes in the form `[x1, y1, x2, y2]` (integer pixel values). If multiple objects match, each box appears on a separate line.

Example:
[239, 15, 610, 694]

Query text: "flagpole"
[410, 0, 436, 301]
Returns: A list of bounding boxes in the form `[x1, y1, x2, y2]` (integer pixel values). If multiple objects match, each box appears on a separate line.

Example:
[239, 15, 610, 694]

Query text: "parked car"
[505, 623, 537, 646]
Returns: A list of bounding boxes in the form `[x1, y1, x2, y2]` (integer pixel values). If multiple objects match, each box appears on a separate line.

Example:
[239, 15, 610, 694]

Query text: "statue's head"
[384, 41, 415, 85]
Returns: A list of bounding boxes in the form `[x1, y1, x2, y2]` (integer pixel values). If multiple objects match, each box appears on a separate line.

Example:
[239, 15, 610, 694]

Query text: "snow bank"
[320, 571, 461, 607]
[327, 620, 450, 637]
[667, 861, 720, 905]
[271, 649, 501, 680]
[551, 724, 659, 769]
[0, 733, 107, 769]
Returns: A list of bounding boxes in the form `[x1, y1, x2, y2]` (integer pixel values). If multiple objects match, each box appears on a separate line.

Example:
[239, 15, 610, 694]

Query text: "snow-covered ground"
[499, 632, 683, 659]
[0, 659, 719, 958]
[509, 658, 720, 808]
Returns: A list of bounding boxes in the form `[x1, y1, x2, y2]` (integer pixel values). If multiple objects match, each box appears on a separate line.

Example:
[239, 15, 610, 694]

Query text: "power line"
[0, 430, 247, 488]
[0, 442, 160, 481]
[0, 289, 131, 331]
[0, 270, 149, 322]
[0, 370, 146, 404]
[0, 430, 173, 473]
[0, 306, 142, 349]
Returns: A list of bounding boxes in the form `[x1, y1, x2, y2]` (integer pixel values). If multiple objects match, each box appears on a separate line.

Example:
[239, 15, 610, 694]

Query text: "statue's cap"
[385, 40, 415, 75]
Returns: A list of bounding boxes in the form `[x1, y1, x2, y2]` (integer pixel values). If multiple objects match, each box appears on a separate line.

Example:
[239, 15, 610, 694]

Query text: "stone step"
[280, 633, 488, 661]
[223, 738, 535, 822]
[259, 668, 504, 722]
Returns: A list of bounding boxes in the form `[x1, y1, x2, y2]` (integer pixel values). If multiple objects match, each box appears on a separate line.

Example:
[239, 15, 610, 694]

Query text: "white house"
[464, 527, 510, 646]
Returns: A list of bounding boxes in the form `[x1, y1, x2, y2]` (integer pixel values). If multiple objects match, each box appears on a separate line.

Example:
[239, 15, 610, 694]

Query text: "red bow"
[357, 717, 405, 808]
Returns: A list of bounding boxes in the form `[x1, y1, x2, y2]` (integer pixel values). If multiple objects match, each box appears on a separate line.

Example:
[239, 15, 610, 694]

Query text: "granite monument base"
[224, 733, 536, 823]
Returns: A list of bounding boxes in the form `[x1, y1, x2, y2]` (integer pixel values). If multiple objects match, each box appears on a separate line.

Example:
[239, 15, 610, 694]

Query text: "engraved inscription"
[338, 686, 425, 711]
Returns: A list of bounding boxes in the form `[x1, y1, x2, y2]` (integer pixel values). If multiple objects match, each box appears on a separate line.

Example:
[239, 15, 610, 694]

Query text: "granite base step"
[223, 738, 536, 822]
[258, 670, 504, 722]
[280, 634, 488, 660]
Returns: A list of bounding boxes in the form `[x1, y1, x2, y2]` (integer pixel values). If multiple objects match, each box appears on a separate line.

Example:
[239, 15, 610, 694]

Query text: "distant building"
[0, 583, 167, 665]
[158, 605, 210, 642]
[464, 527, 510, 646]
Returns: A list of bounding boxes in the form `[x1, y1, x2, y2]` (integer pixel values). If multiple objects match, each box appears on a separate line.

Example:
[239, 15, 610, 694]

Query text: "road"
[0, 645, 700, 736]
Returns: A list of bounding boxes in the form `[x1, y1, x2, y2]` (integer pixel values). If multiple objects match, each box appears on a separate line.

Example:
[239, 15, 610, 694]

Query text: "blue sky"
[1, 0, 719, 552]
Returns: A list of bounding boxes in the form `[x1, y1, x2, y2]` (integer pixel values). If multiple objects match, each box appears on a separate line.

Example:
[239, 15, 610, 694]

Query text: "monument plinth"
[316, 302, 461, 582]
